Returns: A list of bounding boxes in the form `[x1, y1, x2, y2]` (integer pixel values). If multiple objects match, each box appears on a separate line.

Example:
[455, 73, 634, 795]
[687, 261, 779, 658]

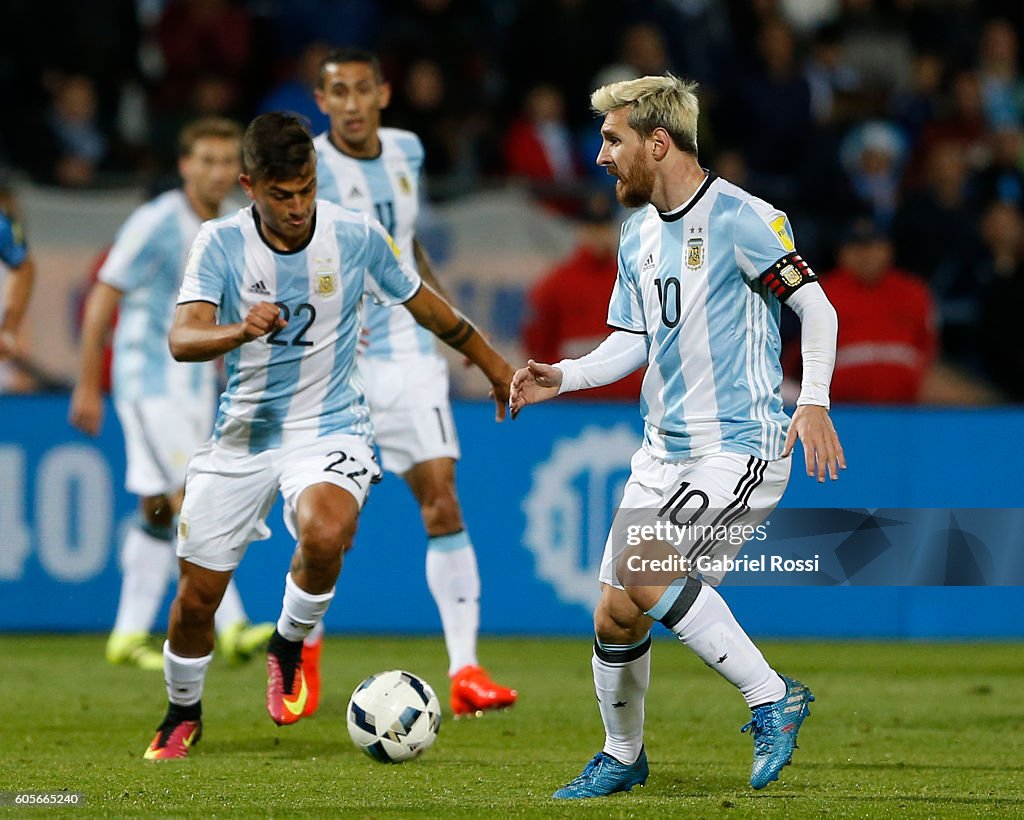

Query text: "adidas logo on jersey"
[348, 185, 363, 198]
[641, 253, 656, 273]
[248, 280, 270, 296]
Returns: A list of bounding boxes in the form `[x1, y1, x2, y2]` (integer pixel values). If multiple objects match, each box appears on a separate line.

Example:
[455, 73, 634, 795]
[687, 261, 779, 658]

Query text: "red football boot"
[144, 714, 202, 760]
[300, 635, 322, 717]
[450, 665, 518, 717]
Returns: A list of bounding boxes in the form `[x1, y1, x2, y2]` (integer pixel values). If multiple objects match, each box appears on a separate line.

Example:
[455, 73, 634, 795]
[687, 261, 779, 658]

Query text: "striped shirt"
[609, 174, 817, 462]
[178, 200, 421, 453]
[314, 127, 435, 360]
[99, 189, 217, 403]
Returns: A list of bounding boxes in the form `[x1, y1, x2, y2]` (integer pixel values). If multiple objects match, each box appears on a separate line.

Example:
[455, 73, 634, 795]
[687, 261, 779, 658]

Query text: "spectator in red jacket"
[522, 192, 644, 400]
[821, 219, 938, 403]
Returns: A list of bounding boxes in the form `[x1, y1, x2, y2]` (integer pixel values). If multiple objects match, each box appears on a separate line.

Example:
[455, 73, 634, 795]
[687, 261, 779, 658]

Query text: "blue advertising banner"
[1, 396, 1022, 637]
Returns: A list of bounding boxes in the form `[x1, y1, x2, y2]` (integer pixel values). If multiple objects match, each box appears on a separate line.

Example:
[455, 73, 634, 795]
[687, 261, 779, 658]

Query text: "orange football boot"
[267, 638, 308, 726]
[450, 665, 518, 717]
[144, 716, 202, 760]
[300, 635, 322, 717]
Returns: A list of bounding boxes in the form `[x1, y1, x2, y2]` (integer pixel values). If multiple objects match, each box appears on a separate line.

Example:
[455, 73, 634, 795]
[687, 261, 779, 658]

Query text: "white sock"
[213, 579, 248, 634]
[164, 641, 213, 706]
[304, 619, 325, 647]
[112, 523, 175, 635]
[659, 578, 785, 708]
[594, 635, 651, 765]
[276, 573, 334, 642]
[425, 532, 480, 675]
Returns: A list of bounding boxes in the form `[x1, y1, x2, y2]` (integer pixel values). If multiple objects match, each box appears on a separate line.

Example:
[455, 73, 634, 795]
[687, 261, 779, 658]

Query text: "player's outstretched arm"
[782, 404, 846, 482]
[169, 300, 286, 362]
[404, 283, 513, 421]
[69, 280, 122, 436]
[510, 360, 562, 416]
[0, 254, 35, 361]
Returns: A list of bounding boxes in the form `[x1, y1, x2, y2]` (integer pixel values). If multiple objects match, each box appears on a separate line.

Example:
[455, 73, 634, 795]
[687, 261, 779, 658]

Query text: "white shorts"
[115, 396, 213, 497]
[176, 434, 381, 571]
[600, 448, 792, 588]
[359, 354, 460, 475]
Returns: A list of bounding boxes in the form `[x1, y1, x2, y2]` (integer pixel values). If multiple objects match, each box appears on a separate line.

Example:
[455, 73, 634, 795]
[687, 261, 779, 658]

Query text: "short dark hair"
[178, 116, 242, 158]
[241, 112, 314, 181]
[318, 47, 383, 87]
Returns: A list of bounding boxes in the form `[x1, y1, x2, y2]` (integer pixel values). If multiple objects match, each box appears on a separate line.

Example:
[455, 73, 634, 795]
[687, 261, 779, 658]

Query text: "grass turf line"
[1, 636, 1022, 818]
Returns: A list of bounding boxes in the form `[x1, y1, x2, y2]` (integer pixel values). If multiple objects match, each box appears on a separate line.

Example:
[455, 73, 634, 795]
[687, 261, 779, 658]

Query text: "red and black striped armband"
[758, 252, 818, 302]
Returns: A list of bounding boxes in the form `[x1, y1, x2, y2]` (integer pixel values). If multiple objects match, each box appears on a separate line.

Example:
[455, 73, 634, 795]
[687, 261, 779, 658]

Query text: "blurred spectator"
[503, 0, 616, 129]
[839, 120, 907, 229]
[903, 68, 990, 189]
[973, 123, 1024, 209]
[978, 201, 1024, 400]
[388, 59, 466, 182]
[934, 200, 1024, 381]
[725, 16, 813, 210]
[522, 192, 644, 400]
[257, 41, 331, 135]
[250, 0, 379, 64]
[27, 74, 109, 187]
[592, 23, 673, 90]
[888, 50, 945, 146]
[504, 85, 581, 213]
[835, 0, 914, 95]
[975, 17, 1024, 128]
[154, 0, 252, 115]
[818, 219, 937, 404]
[804, 22, 863, 126]
[891, 138, 977, 282]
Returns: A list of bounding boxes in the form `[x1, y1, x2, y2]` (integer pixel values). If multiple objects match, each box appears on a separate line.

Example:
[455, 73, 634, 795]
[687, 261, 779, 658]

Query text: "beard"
[614, 153, 655, 208]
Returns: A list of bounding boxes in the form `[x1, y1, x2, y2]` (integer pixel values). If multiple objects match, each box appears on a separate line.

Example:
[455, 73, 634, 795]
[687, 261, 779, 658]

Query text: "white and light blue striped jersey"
[314, 127, 435, 360]
[178, 200, 422, 453]
[609, 174, 818, 463]
[99, 189, 218, 403]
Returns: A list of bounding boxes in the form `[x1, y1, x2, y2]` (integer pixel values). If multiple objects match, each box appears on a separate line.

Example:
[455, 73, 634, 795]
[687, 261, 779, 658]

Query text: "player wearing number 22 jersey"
[145, 114, 513, 760]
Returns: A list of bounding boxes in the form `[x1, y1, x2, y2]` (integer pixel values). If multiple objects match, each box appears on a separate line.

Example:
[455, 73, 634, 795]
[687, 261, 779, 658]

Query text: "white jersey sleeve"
[733, 200, 819, 301]
[362, 218, 422, 306]
[606, 221, 647, 333]
[178, 222, 229, 306]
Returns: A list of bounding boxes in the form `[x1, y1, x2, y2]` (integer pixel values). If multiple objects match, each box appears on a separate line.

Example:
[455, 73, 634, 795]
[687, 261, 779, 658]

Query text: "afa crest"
[397, 173, 412, 195]
[686, 237, 704, 269]
[778, 264, 802, 288]
[316, 273, 338, 297]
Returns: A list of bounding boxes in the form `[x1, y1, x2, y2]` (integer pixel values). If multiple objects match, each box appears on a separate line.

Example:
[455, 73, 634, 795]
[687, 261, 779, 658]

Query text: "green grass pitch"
[2, 635, 1022, 818]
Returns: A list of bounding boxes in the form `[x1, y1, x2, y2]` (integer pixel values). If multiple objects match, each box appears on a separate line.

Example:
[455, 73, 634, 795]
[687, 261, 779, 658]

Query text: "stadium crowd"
[1, 0, 1023, 402]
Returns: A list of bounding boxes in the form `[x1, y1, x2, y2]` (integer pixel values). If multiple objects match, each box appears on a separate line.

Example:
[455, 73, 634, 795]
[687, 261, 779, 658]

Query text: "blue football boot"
[742, 675, 815, 789]
[552, 747, 649, 799]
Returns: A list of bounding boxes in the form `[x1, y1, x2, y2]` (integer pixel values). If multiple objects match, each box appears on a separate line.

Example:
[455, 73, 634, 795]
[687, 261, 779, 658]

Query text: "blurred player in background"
[309, 47, 517, 718]
[0, 176, 37, 391]
[511, 76, 845, 797]
[143, 113, 513, 759]
[69, 118, 274, 671]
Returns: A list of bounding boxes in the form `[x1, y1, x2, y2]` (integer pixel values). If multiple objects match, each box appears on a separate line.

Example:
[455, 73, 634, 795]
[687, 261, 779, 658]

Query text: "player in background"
[511, 76, 845, 796]
[0, 177, 37, 390]
[143, 113, 514, 760]
[70, 119, 274, 671]
[308, 48, 517, 717]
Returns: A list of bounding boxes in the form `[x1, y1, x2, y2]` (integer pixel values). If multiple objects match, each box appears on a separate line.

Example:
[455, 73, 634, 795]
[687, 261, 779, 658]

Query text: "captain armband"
[437, 316, 476, 348]
[758, 252, 818, 302]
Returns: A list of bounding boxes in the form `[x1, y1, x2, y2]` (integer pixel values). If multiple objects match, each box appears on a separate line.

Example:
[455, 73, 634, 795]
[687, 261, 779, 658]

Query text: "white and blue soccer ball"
[346, 670, 442, 763]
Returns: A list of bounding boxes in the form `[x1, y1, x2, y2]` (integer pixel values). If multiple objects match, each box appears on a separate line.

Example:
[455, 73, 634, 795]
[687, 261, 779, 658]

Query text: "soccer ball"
[346, 670, 442, 763]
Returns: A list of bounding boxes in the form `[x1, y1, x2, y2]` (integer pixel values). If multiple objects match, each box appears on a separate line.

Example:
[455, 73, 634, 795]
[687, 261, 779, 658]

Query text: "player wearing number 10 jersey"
[144, 113, 513, 760]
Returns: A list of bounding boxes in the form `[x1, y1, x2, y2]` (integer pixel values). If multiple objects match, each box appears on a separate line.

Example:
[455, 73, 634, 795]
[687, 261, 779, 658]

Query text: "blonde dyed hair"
[590, 74, 699, 155]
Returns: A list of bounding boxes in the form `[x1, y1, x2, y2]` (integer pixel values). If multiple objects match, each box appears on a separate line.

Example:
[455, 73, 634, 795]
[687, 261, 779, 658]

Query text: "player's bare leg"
[144, 559, 232, 760]
[405, 456, 517, 717]
[267, 483, 357, 726]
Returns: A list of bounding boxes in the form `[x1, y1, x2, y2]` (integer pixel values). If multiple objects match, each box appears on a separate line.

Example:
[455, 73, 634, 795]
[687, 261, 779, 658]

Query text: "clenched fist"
[241, 301, 287, 342]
